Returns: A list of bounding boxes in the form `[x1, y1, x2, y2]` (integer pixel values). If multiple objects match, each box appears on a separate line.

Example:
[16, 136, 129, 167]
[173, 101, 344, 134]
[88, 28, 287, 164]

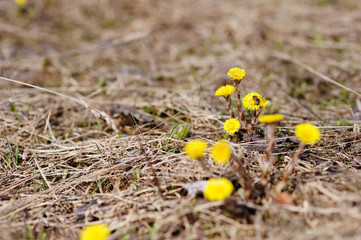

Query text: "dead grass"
[0, 0, 361, 239]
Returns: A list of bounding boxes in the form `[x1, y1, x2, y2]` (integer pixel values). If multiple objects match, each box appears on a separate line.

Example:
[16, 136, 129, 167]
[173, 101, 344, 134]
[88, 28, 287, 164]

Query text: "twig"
[0, 22, 71, 46]
[34, 157, 52, 190]
[0, 76, 119, 134]
[58, 30, 151, 58]
[271, 51, 361, 98]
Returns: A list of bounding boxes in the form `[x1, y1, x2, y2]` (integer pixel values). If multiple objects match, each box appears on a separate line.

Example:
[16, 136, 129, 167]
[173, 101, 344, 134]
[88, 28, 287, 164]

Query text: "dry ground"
[0, 0, 361, 239]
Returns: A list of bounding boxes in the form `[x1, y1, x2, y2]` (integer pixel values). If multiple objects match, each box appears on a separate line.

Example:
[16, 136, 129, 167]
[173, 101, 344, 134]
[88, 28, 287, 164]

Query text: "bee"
[252, 96, 260, 105]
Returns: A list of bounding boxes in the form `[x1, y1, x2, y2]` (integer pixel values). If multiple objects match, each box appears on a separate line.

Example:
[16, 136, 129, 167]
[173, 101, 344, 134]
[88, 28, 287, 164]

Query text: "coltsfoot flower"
[204, 177, 234, 201]
[14, 0, 27, 7]
[184, 139, 207, 159]
[227, 67, 245, 82]
[80, 223, 110, 240]
[242, 92, 269, 111]
[259, 114, 285, 123]
[295, 123, 321, 145]
[210, 141, 232, 165]
[224, 118, 241, 135]
[215, 85, 235, 97]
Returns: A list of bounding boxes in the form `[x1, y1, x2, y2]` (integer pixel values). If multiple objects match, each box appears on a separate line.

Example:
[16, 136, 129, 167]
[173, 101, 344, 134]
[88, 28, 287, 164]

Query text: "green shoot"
[62, 170, 68, 180]
[162, 123, 180, 153]
[133, 167, 140, 183]
[10, 103, 23, 122]
[177, 125, 190, 140]
[98, 76, 105, 87]
[41, 176, 49, 190]
[26, 225, 34, 240]
[14, 145, 19, 165]
[91, 177, 107, 194]
[96, 117, 103, 131]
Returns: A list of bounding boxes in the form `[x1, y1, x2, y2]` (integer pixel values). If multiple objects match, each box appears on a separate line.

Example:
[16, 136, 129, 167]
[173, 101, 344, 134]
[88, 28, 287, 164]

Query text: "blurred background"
[1, 0, 361, 129]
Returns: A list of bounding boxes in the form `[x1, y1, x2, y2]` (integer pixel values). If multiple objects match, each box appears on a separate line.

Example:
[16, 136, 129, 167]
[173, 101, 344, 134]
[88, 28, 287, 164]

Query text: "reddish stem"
[260, 124, 275, 184]
[283, 142, 305, 182]
[276, 142, 306, 192]
[225, 96, 235, 119]
[234, 85, 245, 127]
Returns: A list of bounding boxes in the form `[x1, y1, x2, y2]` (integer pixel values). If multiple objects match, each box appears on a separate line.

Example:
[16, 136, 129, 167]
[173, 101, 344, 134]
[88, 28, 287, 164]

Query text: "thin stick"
[34, 157, 52, 190]
[271, 51, 361, 98]
[0, 76, 119, 134]
[260, 124, 276, 184]
[197, 158, 209, 172]
[58, 30, 150, 57]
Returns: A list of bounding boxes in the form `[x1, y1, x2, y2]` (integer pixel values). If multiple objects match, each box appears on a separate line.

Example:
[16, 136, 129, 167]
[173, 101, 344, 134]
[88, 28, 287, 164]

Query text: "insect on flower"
[252, 95, 261, 106]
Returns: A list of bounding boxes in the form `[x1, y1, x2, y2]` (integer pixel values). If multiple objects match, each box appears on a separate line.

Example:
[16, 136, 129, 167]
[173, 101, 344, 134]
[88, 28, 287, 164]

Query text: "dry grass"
[1, 0, 361, 239]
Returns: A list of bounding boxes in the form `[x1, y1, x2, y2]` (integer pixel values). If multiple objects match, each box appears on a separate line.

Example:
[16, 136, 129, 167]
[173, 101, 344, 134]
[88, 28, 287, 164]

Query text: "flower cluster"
[183, 139, 234, 201]
[215, 67, 269, 136]
[184, 139, 232, 166]
[182, 66, 323, 205]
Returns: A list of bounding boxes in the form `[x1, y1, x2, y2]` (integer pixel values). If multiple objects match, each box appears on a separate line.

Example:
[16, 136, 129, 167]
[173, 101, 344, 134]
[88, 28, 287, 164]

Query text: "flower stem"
[276, 142, 305, 192]
[225, 96, 235, 119]
[251, 108, 263, 126]
[234, 154, 253, 201]
[197, 158, 208, 171]
[234, 85, 245, 127]
[261, 124, 275, 183]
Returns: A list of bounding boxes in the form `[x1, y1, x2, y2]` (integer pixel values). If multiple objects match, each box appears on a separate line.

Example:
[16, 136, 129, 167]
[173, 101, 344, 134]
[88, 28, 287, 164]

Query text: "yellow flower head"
[242, 92, 269, 111]
[184, 139, 207, 159]
[204, 177, 234, 201]
[295, 123, 321, 145]
[210, 141, 232, 165]
[80, 224, 110, 240]
[224, 118, 240, 135]
[227, 67, 245, 82]
[259, 114, 285, 124]
[14, 0, 27, 7]
[215, 85, 235, 97]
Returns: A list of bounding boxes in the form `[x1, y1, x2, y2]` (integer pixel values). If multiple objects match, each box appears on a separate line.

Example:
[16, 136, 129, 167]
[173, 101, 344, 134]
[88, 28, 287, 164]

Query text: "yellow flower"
[242, 92, 269, 111]
[204, 177, 234, 201]
[215, 85, 235, 97]
[259, 114, 285, 123]
[80, 224, 110, 240]
[210, 141, 232, 165]
[295, 123, 321, 145]
[184, 139, 207, 159]
[224, 118, 240, 135]
[14, 0, 27, 7]
[227, 67, 245, 81]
